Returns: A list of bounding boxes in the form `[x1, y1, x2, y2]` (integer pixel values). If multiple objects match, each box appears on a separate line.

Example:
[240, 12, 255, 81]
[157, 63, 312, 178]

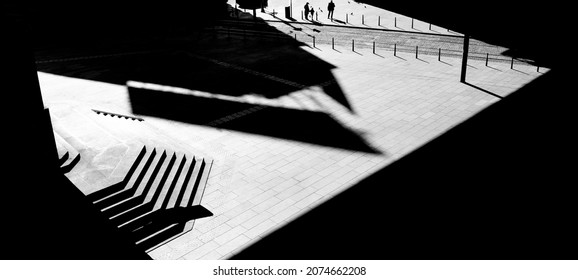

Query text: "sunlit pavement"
[38, 18, 546, 259]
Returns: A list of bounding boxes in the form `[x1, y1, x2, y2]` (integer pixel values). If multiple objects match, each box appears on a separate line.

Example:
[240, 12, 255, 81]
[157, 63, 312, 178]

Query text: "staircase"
[48, 104, 214, 253]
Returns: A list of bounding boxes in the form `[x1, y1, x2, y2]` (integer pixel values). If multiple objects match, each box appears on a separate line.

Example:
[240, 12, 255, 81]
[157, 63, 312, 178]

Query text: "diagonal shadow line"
[416, 58, 429, 63]
[439, 60, 452, 66]
[486, 65, 502, 72]
[463, 82, 503, 99]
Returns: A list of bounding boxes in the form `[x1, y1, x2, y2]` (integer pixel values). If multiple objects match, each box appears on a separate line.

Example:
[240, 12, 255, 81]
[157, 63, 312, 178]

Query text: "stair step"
[92, 109, 145, 122]
[87, 145, 148, 202]
[94, 148, 157, 209]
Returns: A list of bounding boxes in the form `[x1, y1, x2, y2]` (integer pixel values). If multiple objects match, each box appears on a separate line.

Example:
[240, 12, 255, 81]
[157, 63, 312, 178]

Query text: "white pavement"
[38, 32, 546, 259]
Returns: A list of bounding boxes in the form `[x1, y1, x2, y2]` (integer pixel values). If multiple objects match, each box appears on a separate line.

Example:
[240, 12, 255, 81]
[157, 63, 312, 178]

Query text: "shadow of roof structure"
[33, 4, 377, 153]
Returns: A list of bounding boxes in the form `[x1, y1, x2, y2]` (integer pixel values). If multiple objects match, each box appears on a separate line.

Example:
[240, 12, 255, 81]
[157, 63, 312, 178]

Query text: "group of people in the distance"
[304, 0, 335, 21]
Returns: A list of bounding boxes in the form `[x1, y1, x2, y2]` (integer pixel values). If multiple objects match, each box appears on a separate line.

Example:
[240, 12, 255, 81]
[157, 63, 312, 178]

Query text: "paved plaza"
[36, 2, 547, 259]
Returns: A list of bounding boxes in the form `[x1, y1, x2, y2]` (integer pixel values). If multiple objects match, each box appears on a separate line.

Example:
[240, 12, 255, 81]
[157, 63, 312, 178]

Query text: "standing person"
[310, 5, 315, 21]
[327, 0, 335, 20]
[304, 2, 310, 20]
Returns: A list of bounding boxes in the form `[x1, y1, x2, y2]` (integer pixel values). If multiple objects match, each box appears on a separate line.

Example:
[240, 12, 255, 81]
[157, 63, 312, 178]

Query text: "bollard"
[346, 13, 348, 23]
[394, 43, 397, 56]
[429, 23, 432, 30]
[416, 46, 418, 58]
[378, 16, 381, 26]
[352, 39, 355, 52]
[438, 48, 441, 61]
[411, 18, 414, 29]
[316, 12, 318, 21]
[485, 53, 489, 66]
[394, 17, 397, 27]
[302, 11, 303, 20]
[332, 37, 335, 49]
[362, 14, 365, 25]
[373, 41, 376, 54]
[537, 66, 540, 72]
[511, 57, 514, 69]
[313, 36, 315, 48]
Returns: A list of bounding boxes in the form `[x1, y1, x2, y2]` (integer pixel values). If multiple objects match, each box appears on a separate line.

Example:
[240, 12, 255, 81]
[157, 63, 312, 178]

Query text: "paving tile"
[181, 240, 219, 260]
[215, 234, 251, 256]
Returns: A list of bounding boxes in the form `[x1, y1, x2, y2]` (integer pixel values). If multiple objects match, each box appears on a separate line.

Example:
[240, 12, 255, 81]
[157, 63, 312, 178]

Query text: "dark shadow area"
[2, 3, 151, 259]
[463, 82, 503, 99]
[128, 87, 380, 154]
[333, 19, 347, 25]
[232, 68, 576, 260]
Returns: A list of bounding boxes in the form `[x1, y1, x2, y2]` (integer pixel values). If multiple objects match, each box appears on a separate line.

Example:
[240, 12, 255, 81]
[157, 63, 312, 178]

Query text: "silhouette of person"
[327, 0, 335, 20]
[310, 6, 315, 21]
[304, 2, 310, 20]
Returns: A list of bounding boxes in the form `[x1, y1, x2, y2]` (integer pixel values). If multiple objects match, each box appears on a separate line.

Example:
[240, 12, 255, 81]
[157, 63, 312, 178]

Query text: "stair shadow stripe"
[103, 151, 167, 217]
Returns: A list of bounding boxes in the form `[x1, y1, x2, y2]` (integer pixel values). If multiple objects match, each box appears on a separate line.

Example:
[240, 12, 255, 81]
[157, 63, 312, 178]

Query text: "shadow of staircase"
[88, 145, 214, 252]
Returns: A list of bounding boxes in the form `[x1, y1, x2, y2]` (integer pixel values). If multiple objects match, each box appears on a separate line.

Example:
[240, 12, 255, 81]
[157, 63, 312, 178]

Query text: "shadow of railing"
[88, 146, 213, 252]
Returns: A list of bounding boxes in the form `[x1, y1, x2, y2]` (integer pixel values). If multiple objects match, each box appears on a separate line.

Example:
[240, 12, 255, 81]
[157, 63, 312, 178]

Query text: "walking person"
[304, 2, 310, 20]
[327, 0, 335, 20]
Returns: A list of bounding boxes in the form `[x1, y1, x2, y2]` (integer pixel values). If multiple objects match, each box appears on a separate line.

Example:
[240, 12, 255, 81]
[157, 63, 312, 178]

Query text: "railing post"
[332, 37, 334, 49]
[394, 43, 397, 56]
[394, 17, 397, 27]
[415, 45, 418, 58]
[378, 16, 381, 26]
[411, 18, 414, 29]
[373, 41, 376, 54]
[346, 13, 348, 23]
[438, 48, 441, 61]
[362, 14, 365, 25]
[460, 34, 470, 83]
[537, 66, 540, 72]
[485, 53, 489, 66]
[313, 36, 315, 48]
[352, 39, 355, 52]
[511, 57, 514, 69]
